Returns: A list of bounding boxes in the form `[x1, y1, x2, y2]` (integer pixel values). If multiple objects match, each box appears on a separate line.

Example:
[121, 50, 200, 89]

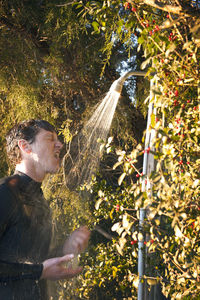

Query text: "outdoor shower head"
[64, 70, 149, 191]
[109, 70, 147, 94]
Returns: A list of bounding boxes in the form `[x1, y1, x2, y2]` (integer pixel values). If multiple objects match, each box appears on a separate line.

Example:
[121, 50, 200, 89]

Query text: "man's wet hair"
[6, 120, 56, 165]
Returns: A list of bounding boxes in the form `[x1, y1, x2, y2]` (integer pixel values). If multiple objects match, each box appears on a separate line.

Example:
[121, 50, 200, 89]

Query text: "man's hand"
[63, 226, 90, 255]
[41, 254, 82, 281]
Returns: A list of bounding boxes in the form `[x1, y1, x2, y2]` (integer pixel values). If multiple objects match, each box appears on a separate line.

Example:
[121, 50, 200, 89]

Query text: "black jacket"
[0, 172, 52, 299]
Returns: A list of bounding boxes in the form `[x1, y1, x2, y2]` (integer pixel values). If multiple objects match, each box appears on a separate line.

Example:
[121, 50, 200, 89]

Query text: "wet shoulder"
[0, 174, 21, 194]
[0, 175, 20, 220]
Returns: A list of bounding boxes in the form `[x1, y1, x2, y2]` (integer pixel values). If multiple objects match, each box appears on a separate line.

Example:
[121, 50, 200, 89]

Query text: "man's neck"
[15, 161, 45, 183]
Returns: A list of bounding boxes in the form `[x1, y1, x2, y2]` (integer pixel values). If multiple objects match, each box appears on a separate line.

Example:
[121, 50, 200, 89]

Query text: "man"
[0, 119, 90, 299]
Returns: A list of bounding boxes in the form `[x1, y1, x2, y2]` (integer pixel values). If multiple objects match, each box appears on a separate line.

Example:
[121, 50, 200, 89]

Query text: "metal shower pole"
[138, 76, 157, 300]
[110, 71, 157, 300]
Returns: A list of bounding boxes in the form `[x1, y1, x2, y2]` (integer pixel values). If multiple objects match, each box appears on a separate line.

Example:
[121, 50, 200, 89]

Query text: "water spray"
[63, 70, 149, 191]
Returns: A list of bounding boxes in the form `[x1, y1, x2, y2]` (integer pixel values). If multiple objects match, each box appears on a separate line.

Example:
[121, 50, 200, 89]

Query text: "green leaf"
[118, 172, 126, 185]
[109, 208, 114, 220]
[141, 57, 151, 70]
[113, 161, 123, 170]
[151, 113, 156, 127]
[138, 36, 145, 44]
[92, 21, 100, 32]
[95, 198, 104, 210]
[112, 266, 118, 278]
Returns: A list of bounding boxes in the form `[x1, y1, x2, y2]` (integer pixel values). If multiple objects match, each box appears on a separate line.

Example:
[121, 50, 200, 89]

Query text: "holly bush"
[70, 1, 200, 299]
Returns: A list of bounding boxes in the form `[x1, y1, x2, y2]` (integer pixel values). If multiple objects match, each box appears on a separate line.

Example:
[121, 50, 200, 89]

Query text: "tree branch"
[136, 0, 200, 17]
[0, 16, 49, 55]
[142, 0, 184, 15]
[94, 225, 114, 240]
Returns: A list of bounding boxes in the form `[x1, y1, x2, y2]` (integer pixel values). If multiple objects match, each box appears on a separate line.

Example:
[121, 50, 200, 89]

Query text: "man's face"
[30, 129, 63, 174]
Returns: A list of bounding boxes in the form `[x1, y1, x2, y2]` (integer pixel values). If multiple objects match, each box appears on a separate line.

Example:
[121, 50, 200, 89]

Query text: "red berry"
[194, 106, 196, 110]
[179, 160, 183, 165]
[116, 204, 120, 212]
[174, 100, 178, 106]
[144, 241, 147, 245]
[174, 90, 179, 97]
[191, 222, 195, 228]
[131, 6, 136, 12]
[136, 174, 140, 178]
[146, 147, 150, 154]
[141, 172, 143, 176]
[150, 239, 154, 244]
[149, 30, 153, 36]
[131, 240, 137, 245]
[167, 14, 170, 18]
[187, 161, 190, 165]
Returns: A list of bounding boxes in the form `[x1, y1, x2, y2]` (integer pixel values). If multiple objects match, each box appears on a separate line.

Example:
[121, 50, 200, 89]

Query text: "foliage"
[79, 177, 139, 299]
[69, 0, 200, 299]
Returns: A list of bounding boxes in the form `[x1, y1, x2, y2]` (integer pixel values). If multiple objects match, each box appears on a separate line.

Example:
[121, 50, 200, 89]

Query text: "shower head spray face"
[109, 78, 124, 94]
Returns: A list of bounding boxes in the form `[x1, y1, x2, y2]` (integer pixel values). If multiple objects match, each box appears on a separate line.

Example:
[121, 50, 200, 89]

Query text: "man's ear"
[18, 139, 32, 154]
